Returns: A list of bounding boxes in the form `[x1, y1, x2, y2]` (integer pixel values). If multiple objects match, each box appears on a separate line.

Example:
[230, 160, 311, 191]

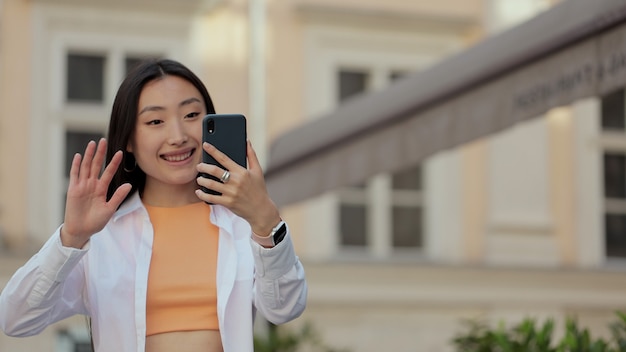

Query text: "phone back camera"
[206, 118, 215, 134]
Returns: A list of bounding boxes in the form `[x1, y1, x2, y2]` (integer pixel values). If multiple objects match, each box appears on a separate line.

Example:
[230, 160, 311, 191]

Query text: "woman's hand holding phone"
[196, 141, 281, 237]
[60, 138, 132, 249]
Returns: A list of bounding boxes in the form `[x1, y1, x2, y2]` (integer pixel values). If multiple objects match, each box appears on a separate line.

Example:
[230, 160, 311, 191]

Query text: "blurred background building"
[2, 0, 626, 351]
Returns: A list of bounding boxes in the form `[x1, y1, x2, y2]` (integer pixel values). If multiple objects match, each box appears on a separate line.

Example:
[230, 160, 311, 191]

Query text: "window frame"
[334, 66, 425, 258]
[300, 19, 463, 261]
[28, 5, 188, 240]
[600, 89, 626, 259]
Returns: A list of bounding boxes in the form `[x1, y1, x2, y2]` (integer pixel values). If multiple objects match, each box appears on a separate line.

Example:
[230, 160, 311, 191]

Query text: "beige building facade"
[2, 0, 626, 351]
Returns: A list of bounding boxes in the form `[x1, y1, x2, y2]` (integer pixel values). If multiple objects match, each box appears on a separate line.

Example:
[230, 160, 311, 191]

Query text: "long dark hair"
[105, 59, 216, 204]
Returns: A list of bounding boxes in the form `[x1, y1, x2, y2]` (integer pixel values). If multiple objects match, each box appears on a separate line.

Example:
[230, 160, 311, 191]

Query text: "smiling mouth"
[162, 149, 195, 162]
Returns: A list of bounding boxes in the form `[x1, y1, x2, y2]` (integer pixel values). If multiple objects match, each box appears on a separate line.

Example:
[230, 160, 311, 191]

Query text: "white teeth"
[164, 151, 192, 162]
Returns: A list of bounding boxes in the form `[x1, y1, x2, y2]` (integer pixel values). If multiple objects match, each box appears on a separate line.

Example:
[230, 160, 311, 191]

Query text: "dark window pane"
[392, 164, 422, 190]
[65, 131, 105, 176]
[606, 213, 626, 257]
[125, 55, 161, 75]
[66, 54, 105, 102]
[125, 57, 145, 74]
[601, 89, 625, 131]
[604, 153, 626, 199]
[338, 70, 368, 102]
[74, 342, 93, 352]
[392, 206, 422, 248]
[340, 204, 367, 246]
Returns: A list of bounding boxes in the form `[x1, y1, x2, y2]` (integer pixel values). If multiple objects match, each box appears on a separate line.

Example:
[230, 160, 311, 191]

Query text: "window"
[336, 68, 423, 254]
[28, 8, 188, 242]
[337, 69, 369, 248]
[392, 164, 422, 189]
[338, 69, 369, 102]
[601, 89, 626, 258]
[603, 153, 626, 257]
[606, 214, 626, 257]
[389, 68, 424, 250]
[303, 21, 460, 260]
[125, 55, 162, 75]
[392, 206, 422, 247]
[601, 89, 625, 131]
[125, 57, 145, 74]
[63, 131, 105, 212]
[391, 164, 423, 248]
[604, 153, 626, 198]
[388, 70, 423, 250]
[65, 131, 105, 176]
[62, 52, 161, 216]
[66, 54, 105, 103]
[340, 204, 367, 246]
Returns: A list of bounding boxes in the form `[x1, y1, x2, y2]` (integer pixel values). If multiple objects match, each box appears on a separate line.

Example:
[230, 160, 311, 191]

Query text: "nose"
[167, 119, 188, 145]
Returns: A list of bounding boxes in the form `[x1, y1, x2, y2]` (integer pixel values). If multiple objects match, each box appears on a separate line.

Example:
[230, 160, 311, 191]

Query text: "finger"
[107, 183, 132, 210]
[90, 138, 107, 178]
[195, 188, 222, 205]
[246, 140, 263, 174]
[68, 153, 82, 187]
[203, 142, 242, 171]
[196, 176, 226, 195]
[196, 163, 231, 182]
[100, 150, 123, 187]
[80, 140, 97, 179]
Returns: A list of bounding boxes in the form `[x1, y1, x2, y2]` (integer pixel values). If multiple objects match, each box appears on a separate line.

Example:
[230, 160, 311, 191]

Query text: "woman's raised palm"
[61, 139, 132, 248]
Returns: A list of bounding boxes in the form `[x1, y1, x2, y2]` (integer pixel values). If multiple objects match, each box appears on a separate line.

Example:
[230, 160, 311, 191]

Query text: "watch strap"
[252, 220, 286, 247]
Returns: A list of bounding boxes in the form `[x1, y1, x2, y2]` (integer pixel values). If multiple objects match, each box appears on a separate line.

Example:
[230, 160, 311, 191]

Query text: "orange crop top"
[144, 202, 220, 336]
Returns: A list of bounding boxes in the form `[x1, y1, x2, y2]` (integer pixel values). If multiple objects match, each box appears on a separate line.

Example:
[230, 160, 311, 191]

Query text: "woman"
[0, 59, 307, 351]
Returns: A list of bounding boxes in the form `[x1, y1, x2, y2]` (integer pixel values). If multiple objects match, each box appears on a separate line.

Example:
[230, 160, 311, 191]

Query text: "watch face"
[273, 223, 287, 245]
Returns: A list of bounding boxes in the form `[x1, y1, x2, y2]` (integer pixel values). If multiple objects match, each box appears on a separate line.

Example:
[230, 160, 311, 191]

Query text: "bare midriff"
[145, 330, 223, 352]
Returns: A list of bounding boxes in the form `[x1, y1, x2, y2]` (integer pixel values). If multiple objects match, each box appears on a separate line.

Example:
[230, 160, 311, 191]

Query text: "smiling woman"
[128, 75, 207, 206]
[0, 59, 307, 352]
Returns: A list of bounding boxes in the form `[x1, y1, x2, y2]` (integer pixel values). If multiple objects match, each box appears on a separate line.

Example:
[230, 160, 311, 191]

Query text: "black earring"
[123, 153, 137, 173]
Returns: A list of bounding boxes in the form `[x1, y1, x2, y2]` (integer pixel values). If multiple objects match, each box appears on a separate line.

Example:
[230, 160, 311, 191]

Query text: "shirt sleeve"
[0, 226, 90, 337]
[250, 223, 307, 325]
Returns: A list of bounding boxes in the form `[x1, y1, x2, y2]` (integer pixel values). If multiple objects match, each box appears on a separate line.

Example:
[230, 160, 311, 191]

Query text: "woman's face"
[128, 75, 207, 191]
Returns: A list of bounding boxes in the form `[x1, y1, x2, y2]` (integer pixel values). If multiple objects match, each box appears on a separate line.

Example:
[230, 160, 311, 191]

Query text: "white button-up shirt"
[0, 193, 307, 351]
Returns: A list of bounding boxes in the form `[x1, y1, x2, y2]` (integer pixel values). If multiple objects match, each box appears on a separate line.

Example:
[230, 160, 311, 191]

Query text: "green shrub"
[453, 312, 626, 352]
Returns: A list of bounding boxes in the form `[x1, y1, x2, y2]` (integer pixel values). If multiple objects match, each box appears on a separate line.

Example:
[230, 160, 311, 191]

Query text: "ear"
[126, 141, 133, 153]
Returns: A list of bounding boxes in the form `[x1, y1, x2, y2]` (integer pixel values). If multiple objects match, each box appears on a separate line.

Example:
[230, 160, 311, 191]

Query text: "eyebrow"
[138, 97, 203, 116]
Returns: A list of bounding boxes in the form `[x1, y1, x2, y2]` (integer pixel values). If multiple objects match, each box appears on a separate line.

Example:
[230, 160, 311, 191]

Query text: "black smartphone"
[201, 114, 247, 197]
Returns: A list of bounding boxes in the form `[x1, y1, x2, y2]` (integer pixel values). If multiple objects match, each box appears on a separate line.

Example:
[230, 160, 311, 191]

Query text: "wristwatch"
[252, 220, 286, 247]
